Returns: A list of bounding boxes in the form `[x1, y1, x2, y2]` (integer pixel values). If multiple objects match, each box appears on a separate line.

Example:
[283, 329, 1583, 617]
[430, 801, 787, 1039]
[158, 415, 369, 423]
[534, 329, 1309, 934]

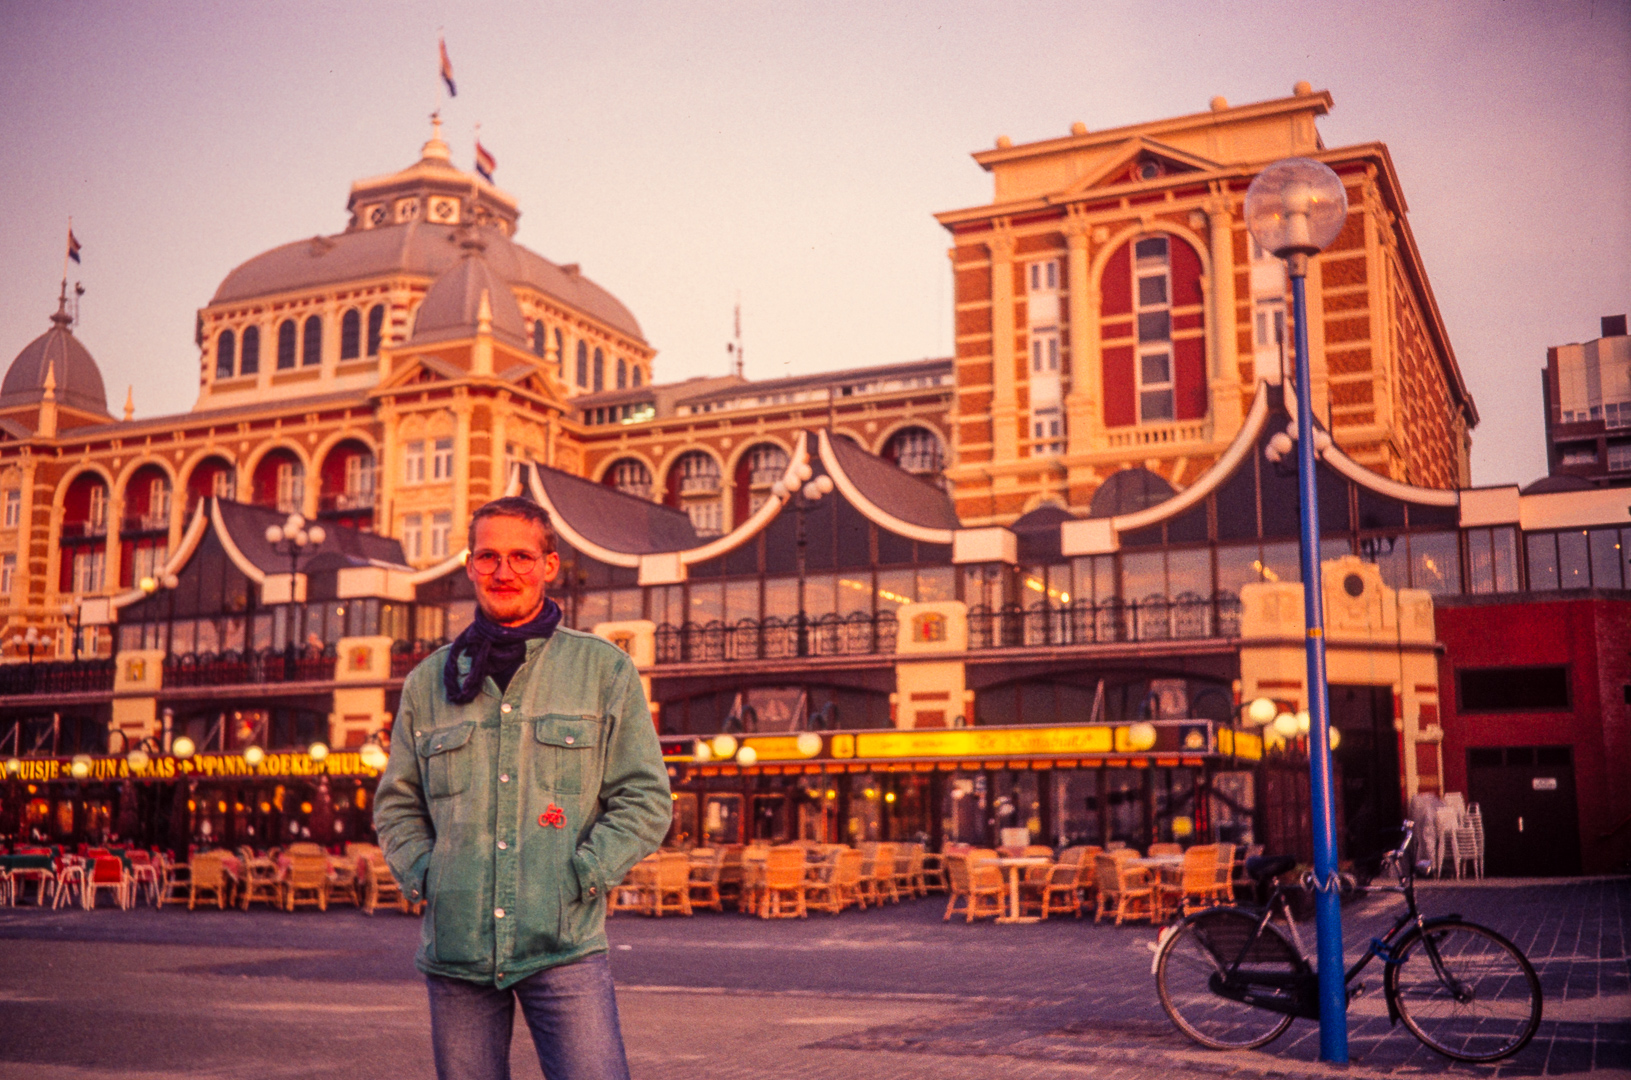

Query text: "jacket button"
[497, 841, 508, 850]
[499, 774, 510, 783]
[501, 703, 512, 713]
[588, 887, 597, 897]
[564, 736, 575, 745]
[495, 908, 505, 918]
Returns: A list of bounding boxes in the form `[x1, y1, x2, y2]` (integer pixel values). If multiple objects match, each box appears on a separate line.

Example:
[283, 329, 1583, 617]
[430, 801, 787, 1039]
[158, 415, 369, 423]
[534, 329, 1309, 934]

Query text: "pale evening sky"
[2, 0, 1626, 489]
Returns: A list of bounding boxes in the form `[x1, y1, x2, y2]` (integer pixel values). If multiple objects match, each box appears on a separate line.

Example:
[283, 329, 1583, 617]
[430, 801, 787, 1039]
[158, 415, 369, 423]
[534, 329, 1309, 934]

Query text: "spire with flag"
[474, 139, 496, 182]
[67, 227, 82, 265]
[438, 36, 456, 97]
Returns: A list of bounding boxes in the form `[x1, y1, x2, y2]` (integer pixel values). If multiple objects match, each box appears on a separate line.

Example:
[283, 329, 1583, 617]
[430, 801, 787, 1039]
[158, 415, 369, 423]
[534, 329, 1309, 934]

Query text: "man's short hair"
[467, 497, 557, 555]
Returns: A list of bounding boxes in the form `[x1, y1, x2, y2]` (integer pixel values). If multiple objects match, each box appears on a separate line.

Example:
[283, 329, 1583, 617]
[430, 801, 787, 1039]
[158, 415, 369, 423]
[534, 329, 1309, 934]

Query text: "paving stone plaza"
[0, 877, 1624, 1079]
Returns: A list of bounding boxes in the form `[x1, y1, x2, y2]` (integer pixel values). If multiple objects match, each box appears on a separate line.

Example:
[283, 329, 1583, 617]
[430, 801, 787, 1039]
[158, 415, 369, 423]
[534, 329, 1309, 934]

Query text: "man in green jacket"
[375, 496, 672, 1080]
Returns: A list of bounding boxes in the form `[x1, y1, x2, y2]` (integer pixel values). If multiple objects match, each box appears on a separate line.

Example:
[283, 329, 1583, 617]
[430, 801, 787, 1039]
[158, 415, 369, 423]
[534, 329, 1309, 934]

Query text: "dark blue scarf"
[443, 599, 562, 705]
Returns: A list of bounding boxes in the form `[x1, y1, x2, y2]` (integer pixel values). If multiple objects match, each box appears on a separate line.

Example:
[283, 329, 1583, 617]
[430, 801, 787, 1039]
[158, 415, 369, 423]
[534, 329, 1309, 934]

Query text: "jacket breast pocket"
[532, 715, 601, 794]
[416, 722, 476, 799]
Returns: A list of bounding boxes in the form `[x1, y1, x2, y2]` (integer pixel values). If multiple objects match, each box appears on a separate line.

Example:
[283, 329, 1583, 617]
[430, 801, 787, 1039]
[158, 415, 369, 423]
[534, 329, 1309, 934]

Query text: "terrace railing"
[966, 592, 1241, 650]
[162, 645, 339, 688]
[390, 639, 449, 678]
[0, 658, 116, 696]
[655, 611, 898, 665]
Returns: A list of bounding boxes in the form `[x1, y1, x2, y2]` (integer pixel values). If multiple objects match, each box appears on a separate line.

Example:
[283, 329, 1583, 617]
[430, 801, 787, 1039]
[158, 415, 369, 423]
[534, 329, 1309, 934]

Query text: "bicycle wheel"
[1385, 920, 1542, 1062]
[1155, 907, 1301, 1050]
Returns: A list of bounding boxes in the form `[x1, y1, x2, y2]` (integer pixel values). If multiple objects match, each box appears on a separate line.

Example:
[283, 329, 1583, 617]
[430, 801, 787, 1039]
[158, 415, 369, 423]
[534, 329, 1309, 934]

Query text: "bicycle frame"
[1213, 823, 1460, 1023]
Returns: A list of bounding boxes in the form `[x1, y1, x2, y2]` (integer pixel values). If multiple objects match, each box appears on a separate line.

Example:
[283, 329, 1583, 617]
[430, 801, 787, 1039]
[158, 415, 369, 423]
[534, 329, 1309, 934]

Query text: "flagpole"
[62, 216, 72, 296]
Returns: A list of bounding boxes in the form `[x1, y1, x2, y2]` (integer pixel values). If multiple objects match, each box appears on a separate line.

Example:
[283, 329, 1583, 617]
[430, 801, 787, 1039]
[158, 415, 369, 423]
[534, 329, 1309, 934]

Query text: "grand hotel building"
[2, 90, 1625, 874]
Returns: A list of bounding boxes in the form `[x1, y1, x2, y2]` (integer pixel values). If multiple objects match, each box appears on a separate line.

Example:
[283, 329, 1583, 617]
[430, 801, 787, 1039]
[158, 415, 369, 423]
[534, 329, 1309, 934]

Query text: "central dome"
[409, 236, 530, 349]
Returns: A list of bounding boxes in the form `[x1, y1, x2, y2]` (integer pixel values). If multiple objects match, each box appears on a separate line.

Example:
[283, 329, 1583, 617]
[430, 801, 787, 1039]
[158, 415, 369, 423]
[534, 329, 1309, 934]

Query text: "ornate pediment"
[1051, 138, 1222, 201]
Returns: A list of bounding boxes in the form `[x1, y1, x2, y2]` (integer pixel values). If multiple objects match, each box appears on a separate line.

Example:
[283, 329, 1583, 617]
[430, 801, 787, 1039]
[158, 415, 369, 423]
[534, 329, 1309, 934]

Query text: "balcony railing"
[966, 592, 1241, 649]
[390, 639, 449, 678]
[63, 519, 109, 539]
[162, 645, 339, 688]
[120, 512, 171, 534]
[319, 491, 375, 514]
[655, 611, 898, 665]
[679, 474, 721, 495]
[0, 658, 116, 696]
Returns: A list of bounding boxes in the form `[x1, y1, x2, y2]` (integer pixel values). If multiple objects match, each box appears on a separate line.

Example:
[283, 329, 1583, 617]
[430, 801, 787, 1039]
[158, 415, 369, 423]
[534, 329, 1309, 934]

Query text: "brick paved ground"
[0, 876, 1624, 1079]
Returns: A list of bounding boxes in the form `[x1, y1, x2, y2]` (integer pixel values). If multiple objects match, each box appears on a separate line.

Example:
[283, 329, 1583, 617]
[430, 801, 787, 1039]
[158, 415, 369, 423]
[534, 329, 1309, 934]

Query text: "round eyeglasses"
[470, 551, 542, 576]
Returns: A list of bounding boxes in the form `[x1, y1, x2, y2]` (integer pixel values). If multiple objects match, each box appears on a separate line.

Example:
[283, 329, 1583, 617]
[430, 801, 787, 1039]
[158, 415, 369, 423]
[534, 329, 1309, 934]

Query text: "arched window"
[532, 321, 546, 357]
[340, 309, 361, 360]
[666, 452, 723, 537]
[575, 341, 588, 388]
[616, 357, 627, 389]
[602, 458, 652, 500]
[631, 364, 643, 388]
[277, 320, 297, 370]
[366, 305, 385, 356]
[554, 329, 564, 376]
[734, 443, 790, 521]
[883, 427, 946, 487]
[592, 348, 605, 392]
[241, 326, 260, 375]
[1099, 232, 1206, 428]
[216, 329, 236, 379]
[302, 315, 322, 367]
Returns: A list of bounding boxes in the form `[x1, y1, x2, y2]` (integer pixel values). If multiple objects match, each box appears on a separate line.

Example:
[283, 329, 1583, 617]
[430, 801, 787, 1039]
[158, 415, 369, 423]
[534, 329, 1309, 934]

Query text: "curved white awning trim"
[524, 467, 641, 568]
[1111, 382, 1272, 533]
[1276, 378, 1458, 507]
[407, 550, 469, 585]
[109, 497, 213, 611]
[678, 436, 808, 565]
[212, 498, 268, 584]
[817, 429, 956, 545]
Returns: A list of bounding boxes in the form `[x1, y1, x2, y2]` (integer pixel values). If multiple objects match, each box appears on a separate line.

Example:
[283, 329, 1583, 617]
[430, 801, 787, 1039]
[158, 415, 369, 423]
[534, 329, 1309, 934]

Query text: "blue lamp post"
[1244, 157, 1350, 1064]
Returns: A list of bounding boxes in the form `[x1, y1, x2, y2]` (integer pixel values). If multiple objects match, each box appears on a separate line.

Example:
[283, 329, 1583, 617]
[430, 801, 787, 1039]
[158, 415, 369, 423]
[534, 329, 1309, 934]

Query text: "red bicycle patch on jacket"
[539, 804, 566, 828]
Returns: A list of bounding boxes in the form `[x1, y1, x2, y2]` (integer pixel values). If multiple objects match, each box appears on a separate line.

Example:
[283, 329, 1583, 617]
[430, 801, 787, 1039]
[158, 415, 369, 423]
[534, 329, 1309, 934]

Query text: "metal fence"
[390, 639, 448, 678]
[162, 646, 339, 687]
[655, 611, 899, 664]
[0, 658, 116, 697]
[966, 592, 1241, 649]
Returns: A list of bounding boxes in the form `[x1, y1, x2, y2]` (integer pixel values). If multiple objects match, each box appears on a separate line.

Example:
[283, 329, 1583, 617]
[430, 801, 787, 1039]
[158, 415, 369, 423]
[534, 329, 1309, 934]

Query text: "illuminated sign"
[856, 726, 1115, 760]
[1216, 727, 1263, 761]
[5, 752, 382, 783]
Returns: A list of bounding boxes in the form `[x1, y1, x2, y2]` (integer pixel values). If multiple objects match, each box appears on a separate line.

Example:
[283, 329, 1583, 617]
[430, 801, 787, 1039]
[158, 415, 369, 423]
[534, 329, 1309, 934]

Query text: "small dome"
[0, 298, 110, 417]
[408, 236, 531, 349]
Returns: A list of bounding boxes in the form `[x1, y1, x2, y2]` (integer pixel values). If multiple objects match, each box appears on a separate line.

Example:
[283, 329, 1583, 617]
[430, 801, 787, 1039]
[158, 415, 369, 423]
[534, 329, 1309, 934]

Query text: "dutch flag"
[439, 37, 456, 97]
[475, 140, 496, 182]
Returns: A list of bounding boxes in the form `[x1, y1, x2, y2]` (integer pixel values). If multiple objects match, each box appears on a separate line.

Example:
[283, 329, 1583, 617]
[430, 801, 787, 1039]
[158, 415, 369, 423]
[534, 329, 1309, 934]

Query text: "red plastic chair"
[85, 855, 131, 910]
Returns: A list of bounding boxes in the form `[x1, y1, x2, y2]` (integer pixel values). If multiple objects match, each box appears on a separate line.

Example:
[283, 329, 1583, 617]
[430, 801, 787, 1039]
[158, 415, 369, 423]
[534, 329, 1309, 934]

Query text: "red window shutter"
[1100, 243, 1132, 316]
[1170, 235, 1204, 307]
[1102, 345, 1136, 427]
[60, 548, 75, 593]
[120, 541, 136, 588]
[1174, 337, 1208, 420]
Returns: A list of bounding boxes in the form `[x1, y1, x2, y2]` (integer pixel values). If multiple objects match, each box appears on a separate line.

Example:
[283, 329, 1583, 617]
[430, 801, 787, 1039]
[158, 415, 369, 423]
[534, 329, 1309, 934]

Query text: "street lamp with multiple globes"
[1244, 156, 1350, 1064]
[770, 459, 834, 658]
[264, 513, 326, 677]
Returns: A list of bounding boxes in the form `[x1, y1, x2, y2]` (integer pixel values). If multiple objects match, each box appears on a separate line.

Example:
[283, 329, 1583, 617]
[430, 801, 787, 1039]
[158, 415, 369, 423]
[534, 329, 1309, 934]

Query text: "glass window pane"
[875, 569, 914, 611]
[763, 576, 797, 620]
[1019, 565, 1049, 610]
[916, 566, 956, 604]
[1259, 540, 1301, 584]
[1140, 352, 1170, 383]
[1121, 551, 1164, 601]
[724, 579, 760, 622]
[833, 573, 871, 615]
[610, 588, 643, 623]
[1467, 529, 1495, 594]
[575, 591, 610, 630]
[1491, 527, 1518, 593]
[1320, 537, 1352, 565]
[1557, 530, 1590, 589]
[1138, 311, 1170, 343]
[1409, 532, 1462, 595]
[688, 580, 723, 624]
[803, 573, 837, 618]
[1589, 529, 1623, 590]
[1215, 544, 1262, 596]
[1526, 533, 1558, 591]
[1140, 390, 1174, 421]
[1166, 548, 1211, 598]
[1137, 276, 1167, 306]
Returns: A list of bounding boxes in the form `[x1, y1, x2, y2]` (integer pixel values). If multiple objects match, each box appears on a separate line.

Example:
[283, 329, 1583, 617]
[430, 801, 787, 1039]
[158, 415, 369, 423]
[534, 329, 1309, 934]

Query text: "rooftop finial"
[51, 280, 72, 331]
[42, 358, 57, 399]
[124, 385, 135, 421]
[422, 110, 452, 163]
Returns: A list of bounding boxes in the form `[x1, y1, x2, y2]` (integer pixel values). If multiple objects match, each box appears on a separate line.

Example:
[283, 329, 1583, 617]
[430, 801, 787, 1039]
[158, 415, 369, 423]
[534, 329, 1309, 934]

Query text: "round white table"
[988, 856, 1052, 923]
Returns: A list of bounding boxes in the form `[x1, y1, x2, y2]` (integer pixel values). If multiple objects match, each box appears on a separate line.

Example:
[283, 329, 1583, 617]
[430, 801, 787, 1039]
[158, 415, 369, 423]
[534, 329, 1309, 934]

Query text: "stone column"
[1062, 215, 1099, 459]
[1207, 196, 1243, 438]
[988, 230, 1019, 465]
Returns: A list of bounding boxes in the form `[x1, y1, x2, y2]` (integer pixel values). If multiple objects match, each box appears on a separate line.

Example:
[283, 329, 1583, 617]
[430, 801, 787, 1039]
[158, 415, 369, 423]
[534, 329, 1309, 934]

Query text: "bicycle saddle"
[1245, 854, 1296, 882]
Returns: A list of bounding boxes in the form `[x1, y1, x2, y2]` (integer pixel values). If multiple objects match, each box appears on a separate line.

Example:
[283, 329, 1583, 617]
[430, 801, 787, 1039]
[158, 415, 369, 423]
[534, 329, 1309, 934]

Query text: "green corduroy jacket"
[374, 628, 672, 988]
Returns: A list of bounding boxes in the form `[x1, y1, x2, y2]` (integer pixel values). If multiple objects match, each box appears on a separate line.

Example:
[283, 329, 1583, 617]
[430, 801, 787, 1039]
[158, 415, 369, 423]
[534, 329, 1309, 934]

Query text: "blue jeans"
[424, 953, 631, 1080]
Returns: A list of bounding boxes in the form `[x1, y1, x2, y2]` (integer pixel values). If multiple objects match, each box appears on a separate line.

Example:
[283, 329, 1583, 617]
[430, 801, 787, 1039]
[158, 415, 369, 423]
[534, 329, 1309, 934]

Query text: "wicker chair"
[1156, 844, 1218, 921]
[759, 845, 808, 919]
[1023, 859, 1082, 919]
[829, 848, 866, 910]
[652, 851, 694, 917]
[611, 855, 658, 916]
[188, 851, 233, 910]
[804, 848, 846, 914]
[158, 853, 192, 907]
[716, 845, 746, 910]
[919, 850, 948, 894]
[238, 847, 283, 911]
[283, 853, 330, 912]
[868, 843, 899, 904]
[687, 848, 724, 912]
[739, 845, 771, 916]
[1207, 843, 1236, 905]
[358, 848, 410, 914]
[1148, 842, 1183, 857]
[943, 851, 1003, 922]
[1094, 852, 1155, 925]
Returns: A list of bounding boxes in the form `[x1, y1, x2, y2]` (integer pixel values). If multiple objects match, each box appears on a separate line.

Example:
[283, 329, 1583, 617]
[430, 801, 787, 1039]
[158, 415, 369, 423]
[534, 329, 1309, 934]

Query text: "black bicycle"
[1153, 822, 1541, 1062]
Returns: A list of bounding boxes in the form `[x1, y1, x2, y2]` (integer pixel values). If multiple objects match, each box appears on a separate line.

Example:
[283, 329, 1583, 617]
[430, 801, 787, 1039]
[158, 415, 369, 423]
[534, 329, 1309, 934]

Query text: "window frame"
[1133, 235, 1175, 423]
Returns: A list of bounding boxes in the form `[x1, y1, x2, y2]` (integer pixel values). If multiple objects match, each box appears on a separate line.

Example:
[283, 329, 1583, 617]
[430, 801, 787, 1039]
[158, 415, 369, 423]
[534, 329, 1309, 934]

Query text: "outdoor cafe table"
[988, 856, 1051, 924]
